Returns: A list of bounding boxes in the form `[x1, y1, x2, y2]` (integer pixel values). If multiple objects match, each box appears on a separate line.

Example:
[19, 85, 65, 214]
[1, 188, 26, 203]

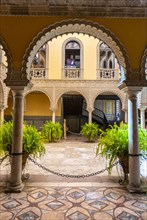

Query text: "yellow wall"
[4, 92, 62, 117]
[48, 33, 99, 80]
[24, 93, 61, 117]
[24, 93, 51, 116]
[0, 16, 146, 70]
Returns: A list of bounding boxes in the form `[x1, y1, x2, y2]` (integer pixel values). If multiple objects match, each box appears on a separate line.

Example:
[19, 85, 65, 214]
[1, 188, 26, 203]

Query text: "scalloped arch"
[0, 36, 13, 77]
[22, 19, 131, 80]
[0, 80, 4, 106]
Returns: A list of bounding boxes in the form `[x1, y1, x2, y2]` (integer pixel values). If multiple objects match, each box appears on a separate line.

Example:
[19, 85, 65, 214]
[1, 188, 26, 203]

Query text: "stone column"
[6, 89, 24, 192]
[127, 88, 142, 192]
[140, 107, 146, 129]
[52, 110, 56, 123]
[87, 107, 93, 124]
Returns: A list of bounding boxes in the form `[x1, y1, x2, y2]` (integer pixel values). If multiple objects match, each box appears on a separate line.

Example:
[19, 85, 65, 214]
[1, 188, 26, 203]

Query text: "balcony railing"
[30, 68, 47, 79]
[97, 68, 119, 80]
[63, 68, 82, 80]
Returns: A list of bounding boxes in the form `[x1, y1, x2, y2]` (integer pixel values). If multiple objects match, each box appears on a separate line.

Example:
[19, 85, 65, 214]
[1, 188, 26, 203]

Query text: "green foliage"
[23, 124, 45, 158]
[41, 121, 63, 143]
[0, 121, 13, 156]
[0, 121, 45, 162]
[81, 123, 100, 142]
[96, 122, 147, 174]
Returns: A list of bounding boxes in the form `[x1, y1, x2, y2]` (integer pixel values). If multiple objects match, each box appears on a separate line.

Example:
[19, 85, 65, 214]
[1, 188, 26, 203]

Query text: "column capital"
[139, 106, 146, 111]
[122, 86, 143, 98]
[4, 69, 33, 89]
[50, 106, 57, 112]
[122, 108, 128, 112]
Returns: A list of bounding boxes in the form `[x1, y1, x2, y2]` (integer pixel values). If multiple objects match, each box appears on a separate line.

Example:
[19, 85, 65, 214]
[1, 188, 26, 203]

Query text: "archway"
[22, 19, 131, 82]
[94, 91, 123, 126]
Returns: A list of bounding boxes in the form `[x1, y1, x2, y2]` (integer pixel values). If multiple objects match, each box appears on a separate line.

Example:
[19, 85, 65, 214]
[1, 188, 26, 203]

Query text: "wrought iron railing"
[97, 68, 119, 80]
[82, 102, 108, 128]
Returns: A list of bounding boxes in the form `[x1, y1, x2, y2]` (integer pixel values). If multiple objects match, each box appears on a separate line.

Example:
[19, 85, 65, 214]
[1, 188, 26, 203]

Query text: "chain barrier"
[67, 130, 81, 136]
[28, 156, 119, 178]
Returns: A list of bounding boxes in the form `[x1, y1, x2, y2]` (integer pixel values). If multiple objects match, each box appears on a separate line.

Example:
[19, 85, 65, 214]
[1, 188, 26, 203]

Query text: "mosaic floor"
[0, 185, 147, 220]
[0, 137, 147, 219]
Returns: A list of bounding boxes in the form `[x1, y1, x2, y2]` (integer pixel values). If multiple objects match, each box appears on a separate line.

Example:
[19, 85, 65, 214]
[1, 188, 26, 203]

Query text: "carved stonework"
[141, 47, 147, 80]
[4, 69, 30, 88]
[23, 79, 127, 113]
[22, 20, 131, 84]
[0, 38, 12, 82]
[0, 0, 146, 17]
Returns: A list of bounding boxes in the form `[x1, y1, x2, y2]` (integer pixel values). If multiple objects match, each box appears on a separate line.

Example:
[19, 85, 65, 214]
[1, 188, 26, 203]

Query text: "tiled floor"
[0, 136, 147, 219]
[0, 184, 147, 220]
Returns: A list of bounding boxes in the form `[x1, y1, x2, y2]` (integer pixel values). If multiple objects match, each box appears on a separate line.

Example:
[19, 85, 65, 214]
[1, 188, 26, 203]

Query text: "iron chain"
[28, 156, 119, 179]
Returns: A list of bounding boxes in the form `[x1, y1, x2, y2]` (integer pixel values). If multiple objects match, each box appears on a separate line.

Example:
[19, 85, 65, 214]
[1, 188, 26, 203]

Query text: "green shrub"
[23, 124, 45, 158]
[41, 121, 63, 143]
[0, 121, 13, 157]
[96, 122, 147, 174]
[81, 123, 100, 142]
[0, 121, 45, 166]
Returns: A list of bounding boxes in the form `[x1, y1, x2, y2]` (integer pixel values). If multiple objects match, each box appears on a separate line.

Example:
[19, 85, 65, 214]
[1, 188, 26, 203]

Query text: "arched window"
[65, 40, 80, 68]
[32, 44, 46, 68]
[98, 42, 120, 80]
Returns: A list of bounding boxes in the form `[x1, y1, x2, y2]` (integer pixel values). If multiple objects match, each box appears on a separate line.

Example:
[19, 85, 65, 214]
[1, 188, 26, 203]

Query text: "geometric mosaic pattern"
[0, 187, 146, 220]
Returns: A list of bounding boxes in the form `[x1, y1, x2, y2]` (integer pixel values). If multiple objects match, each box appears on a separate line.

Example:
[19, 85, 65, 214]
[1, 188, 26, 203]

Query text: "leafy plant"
[41, 121, 63, 143]
[81, 123, 100, 142]
[0, 121, 13, 159]
[23, 124, 45, 157]
[96, 122, 147, 174]
[0, 121, 45, 168]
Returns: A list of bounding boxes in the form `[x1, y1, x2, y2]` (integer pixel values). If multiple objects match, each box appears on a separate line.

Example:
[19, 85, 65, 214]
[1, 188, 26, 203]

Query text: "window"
[65, 41, 80, 68]
[32, 44, 46, 68]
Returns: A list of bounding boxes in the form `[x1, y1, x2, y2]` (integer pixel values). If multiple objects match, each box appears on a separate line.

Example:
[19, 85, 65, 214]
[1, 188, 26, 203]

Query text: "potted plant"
[41, 121, 63, 143]
[0, 121, 45, 170]
[81, 123, 100, 142]
[96, 122, 147, 175]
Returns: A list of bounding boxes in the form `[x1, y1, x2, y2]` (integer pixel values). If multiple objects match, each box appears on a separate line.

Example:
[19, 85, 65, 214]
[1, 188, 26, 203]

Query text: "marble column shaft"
[7, 89, 24, 192]
[140, 108, 146, 129]
[128, 92, 141, 191]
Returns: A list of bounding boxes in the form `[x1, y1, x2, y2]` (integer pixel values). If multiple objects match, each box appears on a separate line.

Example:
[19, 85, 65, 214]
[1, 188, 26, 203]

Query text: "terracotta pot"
[22, 154, 29, 170]
[119, 155, 129, 174]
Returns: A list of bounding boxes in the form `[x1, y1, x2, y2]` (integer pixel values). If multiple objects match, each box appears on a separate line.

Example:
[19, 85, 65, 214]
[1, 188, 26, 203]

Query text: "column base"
[127, 184, 146, 193]
[5, 182, 24, 193]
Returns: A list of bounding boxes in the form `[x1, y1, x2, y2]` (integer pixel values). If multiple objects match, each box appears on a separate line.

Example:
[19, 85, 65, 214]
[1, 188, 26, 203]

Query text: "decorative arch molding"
[55, 88, 89, 109]
[22, 19, 131, 81]
[0, 36, 13, 79]
[141, 47, 147, 80]
[0, 80, 4, 107]
[92, 88, 127, 110]
[0, 79, 10, 109]
[24, 88, 51, 104]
